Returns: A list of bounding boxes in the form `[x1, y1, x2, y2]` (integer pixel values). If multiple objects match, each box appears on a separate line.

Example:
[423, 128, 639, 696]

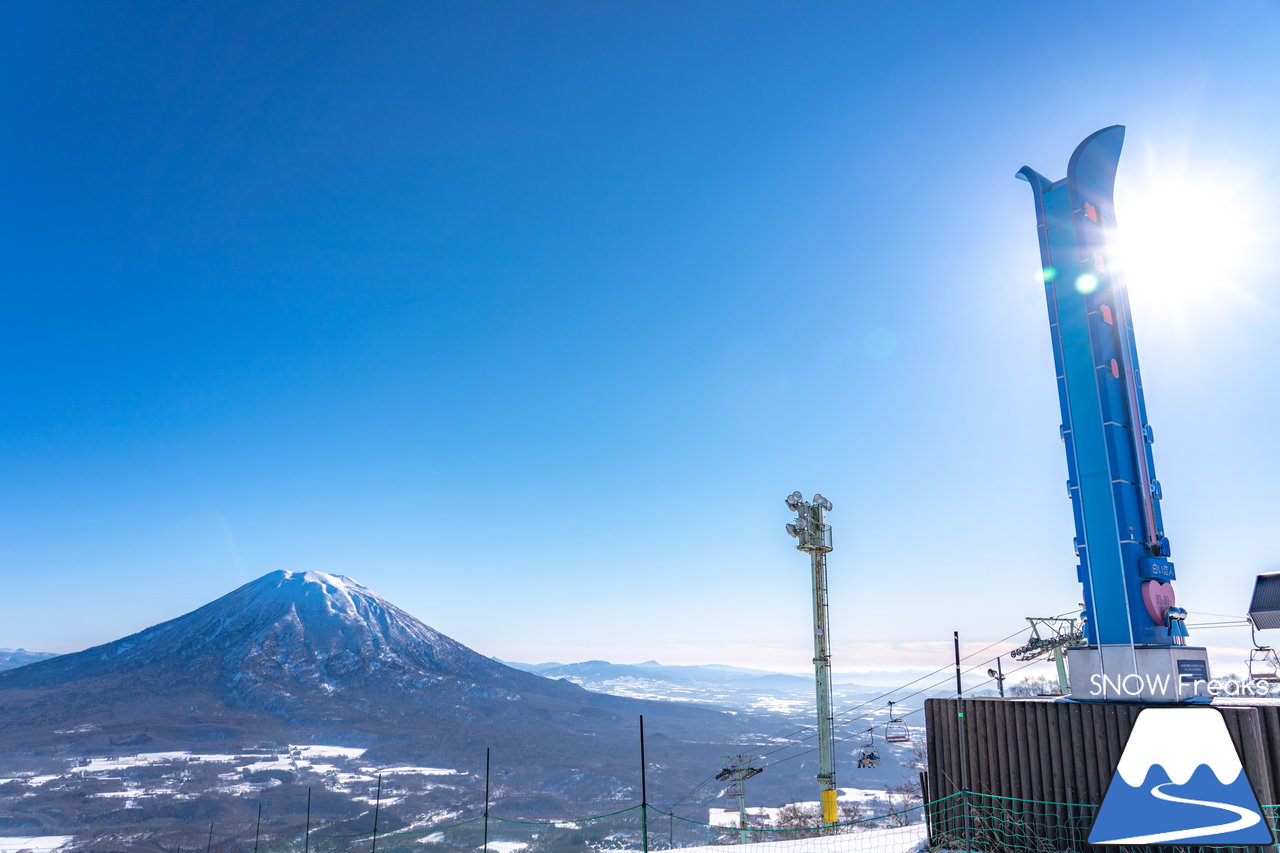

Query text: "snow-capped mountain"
[0, 571, 767, 816]
[0, 571, 740, 735]
[2, 571, 582, 716]
[0, 571, 924, 850]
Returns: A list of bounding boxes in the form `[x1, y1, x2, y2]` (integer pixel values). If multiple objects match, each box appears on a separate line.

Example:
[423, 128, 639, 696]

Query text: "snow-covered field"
[0, 837, 73, 853]
[3, 739, 921, 852]
[709, 787, 918, 828]
[2, 745, 464, 803]
[660, 824, 927, 853]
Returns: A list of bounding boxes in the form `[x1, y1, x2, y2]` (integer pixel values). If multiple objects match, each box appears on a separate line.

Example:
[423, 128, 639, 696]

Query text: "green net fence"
[242, 793, 1280, 853]
[249, 800, 931, 853]
[925, 791, 1280, 853]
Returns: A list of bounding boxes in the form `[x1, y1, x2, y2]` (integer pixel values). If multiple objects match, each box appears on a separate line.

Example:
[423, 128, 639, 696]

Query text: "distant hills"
[501, 658, 906, 713]
[0, 648, 57, 671]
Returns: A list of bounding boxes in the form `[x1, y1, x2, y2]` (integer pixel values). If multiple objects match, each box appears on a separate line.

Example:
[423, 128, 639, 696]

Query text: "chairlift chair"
[1248, 573, 1280, 683]
[856, 729, 880, 768]
[884, 701, 911, 744]
[1249, 647, 1280, 683]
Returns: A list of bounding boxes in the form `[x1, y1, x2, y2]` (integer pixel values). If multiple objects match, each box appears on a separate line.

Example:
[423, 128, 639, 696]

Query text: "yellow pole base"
[820, 788, 838, 824]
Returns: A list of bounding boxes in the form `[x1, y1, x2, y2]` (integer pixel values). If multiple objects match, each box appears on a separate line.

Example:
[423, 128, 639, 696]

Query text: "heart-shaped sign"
[1142, 580, 1176, 624]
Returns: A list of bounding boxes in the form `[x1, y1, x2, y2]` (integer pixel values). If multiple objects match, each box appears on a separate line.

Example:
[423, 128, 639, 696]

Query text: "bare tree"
[906, 739, 928, 773]
[1008, 676, 1061, 697]
[772, 803, 823, 839]
[883, 780, 923, 827]
[837, 800, 864, 832]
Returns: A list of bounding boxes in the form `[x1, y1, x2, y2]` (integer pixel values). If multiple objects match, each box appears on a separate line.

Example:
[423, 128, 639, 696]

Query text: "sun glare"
[1111, 152, 1267, 325]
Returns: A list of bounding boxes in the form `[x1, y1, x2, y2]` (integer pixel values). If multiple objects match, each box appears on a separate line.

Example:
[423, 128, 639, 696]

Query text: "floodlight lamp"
[785, 491, 804, 510]
[785, 523, 800, 538]
[813, 494, 832, 511]
[987, 669, 999, 679]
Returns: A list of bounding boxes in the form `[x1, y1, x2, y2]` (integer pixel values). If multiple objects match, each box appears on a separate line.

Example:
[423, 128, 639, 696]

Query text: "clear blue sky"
[4, 1, 1279, 675]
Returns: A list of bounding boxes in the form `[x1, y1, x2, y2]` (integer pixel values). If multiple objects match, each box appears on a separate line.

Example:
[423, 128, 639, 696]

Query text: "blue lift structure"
[1018, 126, 1209, 702]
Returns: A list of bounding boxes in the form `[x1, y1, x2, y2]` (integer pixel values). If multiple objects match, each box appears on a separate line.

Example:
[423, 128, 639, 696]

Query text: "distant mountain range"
[500, 659, 912, 713]
[0, 648, 58, 671]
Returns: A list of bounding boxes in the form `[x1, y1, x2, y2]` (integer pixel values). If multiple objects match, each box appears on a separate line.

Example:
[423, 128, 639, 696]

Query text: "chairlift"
[884, 701, 911, 744]
[1249, 647, 1280, 683]
[856, 729, 880, 769]
[1248, 573, 1280, 683]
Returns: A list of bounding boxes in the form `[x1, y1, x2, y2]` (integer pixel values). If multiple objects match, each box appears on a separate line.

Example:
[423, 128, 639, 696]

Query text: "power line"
[759, 622, 1043, 764]
[667, 614, 1072, 815]
[759, 653, 1057, 771]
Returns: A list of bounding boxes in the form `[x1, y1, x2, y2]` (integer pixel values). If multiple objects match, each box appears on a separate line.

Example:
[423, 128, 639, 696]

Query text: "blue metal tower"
[1018, 127, 1209, 702]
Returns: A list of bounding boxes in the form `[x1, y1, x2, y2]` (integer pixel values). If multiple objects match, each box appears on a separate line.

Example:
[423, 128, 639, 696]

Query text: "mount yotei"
[0, 570, 748, 763]
[0, 571, 793, 850]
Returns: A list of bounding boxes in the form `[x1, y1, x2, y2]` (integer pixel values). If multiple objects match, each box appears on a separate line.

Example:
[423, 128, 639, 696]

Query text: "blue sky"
[4, 1, 1279, 676]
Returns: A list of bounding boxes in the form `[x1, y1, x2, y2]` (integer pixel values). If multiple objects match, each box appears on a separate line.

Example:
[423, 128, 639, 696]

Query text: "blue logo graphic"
[1090, 707, 1273, 845]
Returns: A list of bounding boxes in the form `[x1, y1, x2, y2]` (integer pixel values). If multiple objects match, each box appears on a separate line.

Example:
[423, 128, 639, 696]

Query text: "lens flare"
[1110, 148, 1268, 326]
[1075, 273, 1099, 294]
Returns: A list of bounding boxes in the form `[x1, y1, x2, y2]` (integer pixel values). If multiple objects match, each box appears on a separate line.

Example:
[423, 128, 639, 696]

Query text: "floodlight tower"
[785, 491, 837, 825]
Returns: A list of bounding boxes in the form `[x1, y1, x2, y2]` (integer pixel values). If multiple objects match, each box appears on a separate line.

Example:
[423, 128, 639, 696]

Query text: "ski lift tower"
[785, 491, 837, 825]
[1018, 127, 1209, 701]
[1010, 615, 1085, 694]
[716, 755, 763, 844]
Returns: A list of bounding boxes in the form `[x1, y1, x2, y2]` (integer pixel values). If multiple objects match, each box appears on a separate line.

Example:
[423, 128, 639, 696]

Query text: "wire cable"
[669, 614, 1071, 813]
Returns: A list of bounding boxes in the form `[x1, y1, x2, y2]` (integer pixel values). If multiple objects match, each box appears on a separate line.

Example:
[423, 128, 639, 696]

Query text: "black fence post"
[206, 822, 214, 853]
[955, 630, 972, 852]
[305, 787, 312, 853]
[484, 748, 491, 853]
[371, 773, 383, 853]
[640, 715, 649, 853]
[254, 801, 262, 853]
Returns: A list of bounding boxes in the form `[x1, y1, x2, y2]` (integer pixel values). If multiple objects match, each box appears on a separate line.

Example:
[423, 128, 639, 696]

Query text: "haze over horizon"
[5, 2, 1280, 675]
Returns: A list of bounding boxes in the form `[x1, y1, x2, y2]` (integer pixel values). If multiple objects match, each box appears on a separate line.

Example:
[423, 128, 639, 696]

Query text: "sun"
[1110, 150, 1268, 327]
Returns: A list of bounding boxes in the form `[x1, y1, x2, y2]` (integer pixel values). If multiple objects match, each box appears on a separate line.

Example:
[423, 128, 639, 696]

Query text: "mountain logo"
[1089, 707, 1274, 846]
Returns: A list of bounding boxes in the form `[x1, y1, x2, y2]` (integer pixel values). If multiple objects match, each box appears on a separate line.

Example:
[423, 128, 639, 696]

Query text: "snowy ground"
[1, 744, 467, 819]
[708, 787, 916, 828]
[666, 824, 927, 853]
[3, 743, 924, 852]
[0, 838, 74, 853]
[13, 745, 463, 800]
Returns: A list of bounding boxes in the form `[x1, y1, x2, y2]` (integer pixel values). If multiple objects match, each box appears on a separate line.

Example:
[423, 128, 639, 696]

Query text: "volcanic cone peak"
[0, 570, 534, 701]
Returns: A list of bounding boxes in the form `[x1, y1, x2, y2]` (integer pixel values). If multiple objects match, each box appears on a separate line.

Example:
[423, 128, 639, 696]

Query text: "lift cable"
[665, 615, 1069, 816]
[752, 622, 1033, 763]
[757, 622, 1057, 766]
[758, 654, 1053, 771]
